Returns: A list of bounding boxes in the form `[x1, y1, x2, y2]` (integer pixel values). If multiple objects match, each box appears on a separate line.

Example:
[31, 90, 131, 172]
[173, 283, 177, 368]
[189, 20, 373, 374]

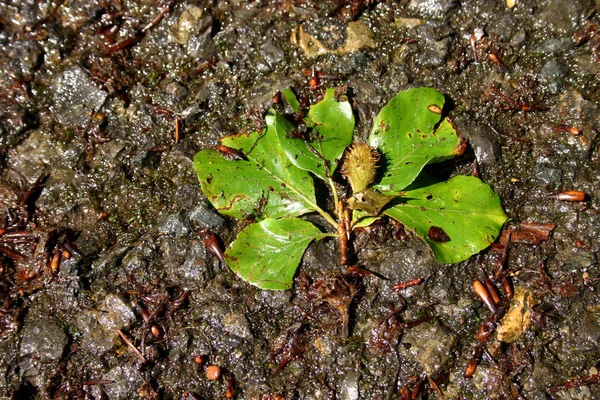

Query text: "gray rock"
[540, 60, 565, 94]
[400, 322, 455, 375]
[20, 313, 68, 363]
[185, 17, 217, 61]
[454, 116, 501, 167]
[76, 294, 135, 353]
[538, 0, 583, 34]
[8, 128, 83, 182]
[4, 39, 42, 79]
[534, 164, 563, 187]
[159, 210, 191, 237]
[419, 37, 450, 67]
[510, 30, 527, 47]
[337, 51, 370, 76]
[223, 311, 253, 340]
[91, 365, 144, 400]
[338, 370, 360, 400]
[408, 0, 458, 19]
[52, 66, 108, 127]
[260, 40, 285, 70]
[535, 38, 573, 55]
[98, 295, 136, 331]
[165, 81, 188, 101]
[189, 203, 225, 229]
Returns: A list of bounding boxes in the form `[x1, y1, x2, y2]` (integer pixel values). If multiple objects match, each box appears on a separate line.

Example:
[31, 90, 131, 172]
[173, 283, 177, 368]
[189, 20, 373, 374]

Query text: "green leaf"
[369, 87, 464, 193]
[194, 113, 320, 220]
[282, 88, 300, 114]
[347, 188, 396, 215]
[225, 218, 325, 290]
[351, 211, 380, 229]
[384, 176, 508, 263]
[279, 88, 354, 180]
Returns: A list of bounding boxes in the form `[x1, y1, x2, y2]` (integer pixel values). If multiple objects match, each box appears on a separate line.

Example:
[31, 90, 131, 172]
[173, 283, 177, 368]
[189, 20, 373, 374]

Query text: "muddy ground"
[1, 0, 600, 399]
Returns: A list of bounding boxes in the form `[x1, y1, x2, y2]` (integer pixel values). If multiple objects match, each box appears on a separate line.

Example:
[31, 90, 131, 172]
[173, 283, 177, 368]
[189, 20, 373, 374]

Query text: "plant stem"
[314, 206, 338, 229]
[337, 200, 350, 265]
[328, 177, 340, 217]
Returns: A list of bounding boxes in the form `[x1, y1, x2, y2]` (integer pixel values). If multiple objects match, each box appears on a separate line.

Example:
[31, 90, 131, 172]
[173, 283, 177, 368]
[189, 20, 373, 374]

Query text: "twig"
[117, 329, 146, 363]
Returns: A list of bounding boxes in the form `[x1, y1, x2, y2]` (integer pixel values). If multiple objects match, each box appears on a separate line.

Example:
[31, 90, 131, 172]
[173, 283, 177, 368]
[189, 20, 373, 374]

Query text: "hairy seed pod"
[341, 143, 380, 193]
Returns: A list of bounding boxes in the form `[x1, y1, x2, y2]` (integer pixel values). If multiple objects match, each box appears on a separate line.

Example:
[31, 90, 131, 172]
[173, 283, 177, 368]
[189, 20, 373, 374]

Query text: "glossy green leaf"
[369, 87, 464, 193]
[384, 176, 508, 264]
[225, 218, 325, 290]
[280, 88, 354, 180]
[347, 188, 396, 215]
[282, 88, 300, 114]
[194, 113, 319, 220]
[351, 211, 380, 229]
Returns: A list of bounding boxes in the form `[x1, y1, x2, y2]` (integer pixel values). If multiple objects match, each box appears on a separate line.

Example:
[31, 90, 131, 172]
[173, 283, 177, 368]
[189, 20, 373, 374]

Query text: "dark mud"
[1, 0, 599, 399]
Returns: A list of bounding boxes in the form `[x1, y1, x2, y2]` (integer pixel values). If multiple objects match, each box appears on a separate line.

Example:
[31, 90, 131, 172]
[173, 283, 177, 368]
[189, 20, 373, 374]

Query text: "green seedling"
[194, 87, 508, 290]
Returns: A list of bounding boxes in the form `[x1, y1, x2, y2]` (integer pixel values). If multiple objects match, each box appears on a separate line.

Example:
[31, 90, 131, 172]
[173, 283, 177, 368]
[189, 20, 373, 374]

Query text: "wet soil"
[1, 0, 599, 399]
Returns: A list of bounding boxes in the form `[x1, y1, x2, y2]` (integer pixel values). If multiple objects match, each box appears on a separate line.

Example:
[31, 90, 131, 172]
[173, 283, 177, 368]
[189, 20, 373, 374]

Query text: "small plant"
[194, 87, 508, 290]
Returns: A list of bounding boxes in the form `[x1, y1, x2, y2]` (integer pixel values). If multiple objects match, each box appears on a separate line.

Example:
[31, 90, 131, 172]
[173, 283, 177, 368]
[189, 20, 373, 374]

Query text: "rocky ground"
[1, 0, 599, 399]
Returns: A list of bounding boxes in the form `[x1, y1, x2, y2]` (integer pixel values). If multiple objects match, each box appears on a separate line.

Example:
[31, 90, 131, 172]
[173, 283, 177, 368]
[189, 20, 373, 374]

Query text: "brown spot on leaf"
[427, 104, 442, 114]
[428, 226, 450, 242]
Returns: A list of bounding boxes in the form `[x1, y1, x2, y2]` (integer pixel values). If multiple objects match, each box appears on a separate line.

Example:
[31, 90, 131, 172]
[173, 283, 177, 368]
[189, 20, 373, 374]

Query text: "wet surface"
[0, 0, 599, 398]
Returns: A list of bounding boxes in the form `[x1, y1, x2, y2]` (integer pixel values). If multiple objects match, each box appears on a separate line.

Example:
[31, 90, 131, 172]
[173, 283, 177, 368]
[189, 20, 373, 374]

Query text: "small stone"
[408, 0, 458, 19]
[20, 312, 68, 362]
[222, 312, 253, 340]
[497, 287, 534, 343]
[52, 66, 108, 127]
[159, 210, 191, 237]
[189, 203, 225, 229]
[185, 17, 217, 61]
[165, 82, 188, 101]
[510, 30, 527, 47]
[206, 365, 221, 380]
[169, 5, 204, 44]
[260, 41, 285, 70]
[401, 322, 455, 375]
[338, 370, 360, 400]
[540, 60, 565, 94]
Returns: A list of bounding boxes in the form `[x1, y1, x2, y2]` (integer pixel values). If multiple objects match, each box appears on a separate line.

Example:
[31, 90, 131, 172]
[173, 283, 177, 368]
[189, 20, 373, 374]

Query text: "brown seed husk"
[341, 143, 380, 193]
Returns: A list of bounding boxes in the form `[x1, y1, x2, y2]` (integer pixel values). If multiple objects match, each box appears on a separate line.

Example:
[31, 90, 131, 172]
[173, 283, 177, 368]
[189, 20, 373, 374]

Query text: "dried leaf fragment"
[497, 286, 533, 343]
[291, 22, 375, 58]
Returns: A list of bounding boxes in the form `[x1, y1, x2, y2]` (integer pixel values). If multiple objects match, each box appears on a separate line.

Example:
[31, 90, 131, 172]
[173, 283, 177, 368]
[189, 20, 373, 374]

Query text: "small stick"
[83, 380, 115, 386]
[117, 329, 146, 363]
[392, 277, 424, 291]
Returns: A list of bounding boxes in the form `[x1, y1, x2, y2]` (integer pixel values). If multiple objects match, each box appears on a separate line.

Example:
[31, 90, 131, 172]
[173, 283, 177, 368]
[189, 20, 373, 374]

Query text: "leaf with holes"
[193, 111, 319, 220]
[369, 87, 465, 194]
[279, 88, 354, 180]
[384, 175, 508, 263]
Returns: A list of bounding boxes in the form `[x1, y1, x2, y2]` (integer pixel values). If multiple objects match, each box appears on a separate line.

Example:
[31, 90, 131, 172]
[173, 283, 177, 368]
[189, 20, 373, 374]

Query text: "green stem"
[321, 232, 339, 239]
[328, 177, 340, 218]
[314, 205, 338, 229]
